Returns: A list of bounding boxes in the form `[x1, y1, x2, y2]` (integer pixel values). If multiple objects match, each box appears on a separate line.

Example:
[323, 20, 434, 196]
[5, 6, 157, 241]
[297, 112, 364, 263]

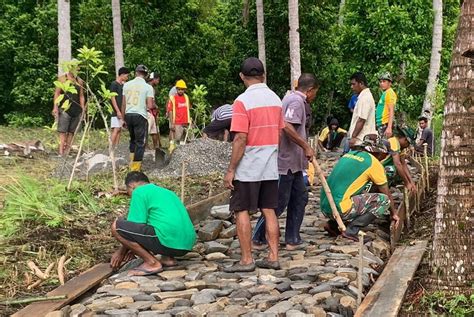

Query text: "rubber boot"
[129, 152, 135, 162]
[169, 140, 176, 154]
[344, 212, 377, 237]
[130, 161, 142, 172]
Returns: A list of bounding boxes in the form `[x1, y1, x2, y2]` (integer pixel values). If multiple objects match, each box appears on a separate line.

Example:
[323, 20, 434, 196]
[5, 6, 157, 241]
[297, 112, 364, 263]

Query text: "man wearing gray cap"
[122, 65, 154, 171]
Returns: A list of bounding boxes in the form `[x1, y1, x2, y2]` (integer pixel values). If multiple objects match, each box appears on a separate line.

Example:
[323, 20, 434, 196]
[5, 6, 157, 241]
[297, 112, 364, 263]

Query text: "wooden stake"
[404, 187, 410, 230]
[180, 160, 186, 202]
[67, 119, 92, 190]
[1, 295, 66, 305]
[423, 144, 430, 191]
[357, 230, 366, 306]
[311, 157, 346, 231]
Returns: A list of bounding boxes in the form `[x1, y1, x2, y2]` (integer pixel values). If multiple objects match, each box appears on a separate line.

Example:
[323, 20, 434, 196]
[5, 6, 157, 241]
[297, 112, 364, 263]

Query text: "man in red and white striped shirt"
[223, 57, 284, 272]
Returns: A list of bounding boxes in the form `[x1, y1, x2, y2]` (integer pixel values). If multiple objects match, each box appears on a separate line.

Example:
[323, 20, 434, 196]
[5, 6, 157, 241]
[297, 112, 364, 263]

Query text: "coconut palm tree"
[421, 0, 443, 124]
[428, 0, 473, 295]
[57, 0, 71, 75]
[112, 0, 125, 74]
[256, 0, 266, 77]
[288, 0, 301, 90]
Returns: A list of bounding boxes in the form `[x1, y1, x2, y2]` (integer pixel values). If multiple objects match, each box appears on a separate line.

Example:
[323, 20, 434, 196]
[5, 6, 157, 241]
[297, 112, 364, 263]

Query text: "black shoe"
[256, 258, 280, 270]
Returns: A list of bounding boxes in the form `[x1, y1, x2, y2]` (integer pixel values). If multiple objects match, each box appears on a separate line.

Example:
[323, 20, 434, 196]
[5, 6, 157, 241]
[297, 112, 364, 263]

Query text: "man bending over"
[110, 172, 196, 276]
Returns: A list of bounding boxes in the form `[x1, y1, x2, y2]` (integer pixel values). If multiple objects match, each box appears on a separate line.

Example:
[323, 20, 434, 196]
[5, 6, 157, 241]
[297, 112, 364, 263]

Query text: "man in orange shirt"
[167, 80, 191, 150]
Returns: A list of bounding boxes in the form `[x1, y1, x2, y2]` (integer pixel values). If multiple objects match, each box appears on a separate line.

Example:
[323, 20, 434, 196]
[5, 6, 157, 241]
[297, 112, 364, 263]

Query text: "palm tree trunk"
[112, 0, 125, 74]
[338, 0, 346, 26]
[288, 0, 301, 90]
[422, 0, 443, 124]
[242, 0, 250, 27]
[57, 0, 71, 75]
[256, 0, 266, 80]
[427, 0, 473, 295]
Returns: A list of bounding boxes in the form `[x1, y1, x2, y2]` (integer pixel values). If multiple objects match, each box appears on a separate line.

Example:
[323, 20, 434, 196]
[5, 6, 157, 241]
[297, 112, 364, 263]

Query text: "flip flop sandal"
[256, 259, 280, 270]
[223, 262, 256, 273]
[127, 266, 164, 277]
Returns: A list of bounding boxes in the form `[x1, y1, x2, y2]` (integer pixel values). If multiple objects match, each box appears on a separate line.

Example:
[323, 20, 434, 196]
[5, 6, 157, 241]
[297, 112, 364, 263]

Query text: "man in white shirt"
[348, 72, 377, 149]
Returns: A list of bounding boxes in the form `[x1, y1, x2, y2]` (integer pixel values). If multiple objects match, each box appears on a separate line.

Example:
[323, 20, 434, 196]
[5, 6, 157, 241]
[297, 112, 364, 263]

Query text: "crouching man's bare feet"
[127, 260, 163, 276]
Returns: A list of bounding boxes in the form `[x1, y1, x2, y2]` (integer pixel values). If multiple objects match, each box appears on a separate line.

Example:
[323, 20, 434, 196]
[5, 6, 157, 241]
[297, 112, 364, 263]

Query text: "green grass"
[419, 291, 474, 316]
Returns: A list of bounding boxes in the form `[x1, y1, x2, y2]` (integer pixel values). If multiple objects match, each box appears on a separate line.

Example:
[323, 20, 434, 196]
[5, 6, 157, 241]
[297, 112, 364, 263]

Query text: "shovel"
[155, 127, 167, 168]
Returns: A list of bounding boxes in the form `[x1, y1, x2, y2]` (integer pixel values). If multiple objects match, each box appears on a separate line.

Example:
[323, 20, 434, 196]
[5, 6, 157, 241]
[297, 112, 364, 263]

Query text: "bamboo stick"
[404, 187, 410, 230]
[357, 230, 366, 306]
[311, 157, 346, 231]
[0, 295, 66, 305]
[423, 144, 430, 191]
[180, 160, 186, 202]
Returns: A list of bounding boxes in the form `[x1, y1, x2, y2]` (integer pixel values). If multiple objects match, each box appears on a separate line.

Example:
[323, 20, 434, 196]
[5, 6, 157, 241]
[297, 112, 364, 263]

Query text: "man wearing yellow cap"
[166, 79, 191, 150]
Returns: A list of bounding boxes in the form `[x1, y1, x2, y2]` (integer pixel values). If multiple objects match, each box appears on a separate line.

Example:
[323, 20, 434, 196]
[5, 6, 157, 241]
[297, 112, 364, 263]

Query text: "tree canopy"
[0, 0, 459, 131]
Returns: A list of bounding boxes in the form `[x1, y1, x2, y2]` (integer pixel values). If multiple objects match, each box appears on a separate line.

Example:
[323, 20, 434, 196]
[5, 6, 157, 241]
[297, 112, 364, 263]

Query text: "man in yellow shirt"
[320, 137, 399, 241]
[376, 72, 397, 138]
[318, 118, 347, 151]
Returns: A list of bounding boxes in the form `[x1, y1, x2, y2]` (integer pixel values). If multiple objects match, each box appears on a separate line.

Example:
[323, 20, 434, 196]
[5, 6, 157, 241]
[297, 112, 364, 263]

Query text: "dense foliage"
[0, 0, 459, 131]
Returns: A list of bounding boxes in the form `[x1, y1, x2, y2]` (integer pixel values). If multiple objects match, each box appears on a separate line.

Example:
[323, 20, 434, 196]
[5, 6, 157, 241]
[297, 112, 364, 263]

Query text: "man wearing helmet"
[167, 79, 191, 150]
[376, 72, 397, 138]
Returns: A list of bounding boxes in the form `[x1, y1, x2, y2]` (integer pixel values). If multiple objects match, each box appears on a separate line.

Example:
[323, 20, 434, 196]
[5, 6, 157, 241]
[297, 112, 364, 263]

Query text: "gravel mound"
[152, 138, 231, 178]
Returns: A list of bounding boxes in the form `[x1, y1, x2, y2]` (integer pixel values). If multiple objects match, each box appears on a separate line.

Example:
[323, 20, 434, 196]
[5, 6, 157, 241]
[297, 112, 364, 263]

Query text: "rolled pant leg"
[252, 173, 291, 244]
[285, 171, 308, 244]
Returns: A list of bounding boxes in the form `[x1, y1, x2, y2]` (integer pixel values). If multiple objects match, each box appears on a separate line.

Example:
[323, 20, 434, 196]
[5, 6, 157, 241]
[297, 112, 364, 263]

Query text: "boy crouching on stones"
[110, 172, 196, 276]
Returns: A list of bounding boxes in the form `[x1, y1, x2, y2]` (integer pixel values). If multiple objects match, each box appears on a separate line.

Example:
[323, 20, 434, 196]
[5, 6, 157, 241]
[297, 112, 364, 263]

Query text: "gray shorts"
[58, 110, 81, 133]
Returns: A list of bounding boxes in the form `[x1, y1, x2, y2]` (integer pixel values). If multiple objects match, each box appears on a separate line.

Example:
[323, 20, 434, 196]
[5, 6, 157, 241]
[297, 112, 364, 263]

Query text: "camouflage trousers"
[341, 193, 390, 222]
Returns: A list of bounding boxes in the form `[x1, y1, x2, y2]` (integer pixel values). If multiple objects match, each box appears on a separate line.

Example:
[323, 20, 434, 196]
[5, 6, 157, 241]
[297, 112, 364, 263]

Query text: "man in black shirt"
[415, 116, 434, 156]
[110, 67, 130, 147]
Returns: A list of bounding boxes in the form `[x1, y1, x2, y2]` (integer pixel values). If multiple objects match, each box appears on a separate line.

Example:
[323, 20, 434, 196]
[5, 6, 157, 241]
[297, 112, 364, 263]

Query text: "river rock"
[340, 295, 357, 311]
[264, 300, 294, 314]
[191, 291, 217, 304]
[204, 241, 229, 253]
[304, 306, 327, 317]
[210, 205, 232, 220]
[159, 281, 186, 292]
[205, 252, 228, 260]
[309, 283, 333, 294]
[198, 220, 224, 241]
[220, 225, 237, 238]
[104, 308, 138, 317]
[126, 301, 155, 311]
[153, 288, 198, 300]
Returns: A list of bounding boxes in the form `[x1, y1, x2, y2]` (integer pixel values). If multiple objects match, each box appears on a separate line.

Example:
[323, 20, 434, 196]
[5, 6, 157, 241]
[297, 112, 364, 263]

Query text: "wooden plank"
[390, 200, 406, 249]
[12, 263, 113, 317]
[186, 190, 230, 224]
[355, 240, 428, 317]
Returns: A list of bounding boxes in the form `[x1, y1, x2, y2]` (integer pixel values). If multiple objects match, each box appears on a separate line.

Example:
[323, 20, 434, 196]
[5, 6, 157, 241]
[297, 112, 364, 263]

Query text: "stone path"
[50, 154, 399, 317]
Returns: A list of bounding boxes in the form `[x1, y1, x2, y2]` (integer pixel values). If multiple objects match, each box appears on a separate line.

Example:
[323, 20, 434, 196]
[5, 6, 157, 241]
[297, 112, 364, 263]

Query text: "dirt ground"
[0, 127, 224, 315]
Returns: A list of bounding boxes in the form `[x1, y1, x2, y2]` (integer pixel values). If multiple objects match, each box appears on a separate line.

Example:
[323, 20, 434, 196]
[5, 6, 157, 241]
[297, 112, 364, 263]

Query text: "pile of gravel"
[152, 138, 231, 178]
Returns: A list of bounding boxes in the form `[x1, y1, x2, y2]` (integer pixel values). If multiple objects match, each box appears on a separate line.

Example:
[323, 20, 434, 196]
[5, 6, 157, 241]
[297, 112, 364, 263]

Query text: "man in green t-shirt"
[110, 172, 196, 276]
[320, 138, 400, 242]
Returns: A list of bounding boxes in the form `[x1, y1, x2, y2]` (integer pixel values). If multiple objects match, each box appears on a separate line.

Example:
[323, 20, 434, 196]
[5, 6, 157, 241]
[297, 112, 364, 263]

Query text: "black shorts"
[203, 119, 232, 139]
[115, 219, 188, 257]
[229, 180, 278, 212]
